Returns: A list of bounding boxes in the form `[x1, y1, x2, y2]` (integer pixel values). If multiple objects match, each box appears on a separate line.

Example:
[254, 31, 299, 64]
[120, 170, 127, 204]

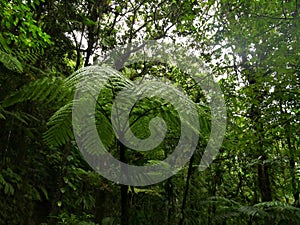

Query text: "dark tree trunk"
[257, 156, 272, 202]
[242, 59, 273, 224]
[120, 185, 129, 225]
[287, 124, 299, 207]
[94, 190, 106, 224]
[179, 155, 195, 225]
[165, 178, 174, 225]
[119, 141, 129, 225]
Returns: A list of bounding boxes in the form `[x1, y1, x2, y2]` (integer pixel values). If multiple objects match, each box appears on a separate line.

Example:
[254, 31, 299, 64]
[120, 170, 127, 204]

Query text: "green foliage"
[55, 213, 99, 225]
[0, 51, 23, 73]
[0, 0, 299, 225]
[0, 0, 52, 52]
[43, 102, 74, 148]
[206, 197, 300, 225]
[2, 76, 71, 108]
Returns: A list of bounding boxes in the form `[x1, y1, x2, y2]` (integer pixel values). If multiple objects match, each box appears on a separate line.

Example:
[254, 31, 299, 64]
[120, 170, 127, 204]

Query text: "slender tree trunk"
[120, 185, 129, 225]
[244, 62, 273, 224]
[165, 178, 174, 225]
[247, 71, 272, 203]
[252, 98, 273, 225]
[286, 123, 299, 207]
[279, 100, 300, 207]
[84, 6, 97, 67]
[257, 156, 272, 202]
[253, 109, 272, 202]
[179, 155, 195, 225]
[94, 190, 106, 224]
[119, 141, 129, 225]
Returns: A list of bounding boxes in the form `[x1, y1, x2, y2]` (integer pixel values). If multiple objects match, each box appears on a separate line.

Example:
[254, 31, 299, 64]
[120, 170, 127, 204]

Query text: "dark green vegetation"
[0, 0, 299, 224]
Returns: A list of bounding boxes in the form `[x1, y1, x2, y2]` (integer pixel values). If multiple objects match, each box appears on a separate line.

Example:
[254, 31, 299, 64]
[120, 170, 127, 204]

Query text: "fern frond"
[1, 76, 72, 108]
[0, 105, 6, 119]
[65, 65, 132, 91]
[206, 196, 241, 207]
[13, 48, 40, 64]
[0, 33, 12, 54]
[110, 77, 202, 140]
[254, 200, 300, 210]
[5, 111, 38, 125]
[45, 65, 212, 153]
[212, 211, 240, 222]
[201, 197, 300, 224]
[43, 102, 74, 148]
[238, 205, 267, 218]
[41, 66, 131, 149]
[0, 51, 23, 73]
[43, 100, 115, 149]
[254, 201, 300, 223]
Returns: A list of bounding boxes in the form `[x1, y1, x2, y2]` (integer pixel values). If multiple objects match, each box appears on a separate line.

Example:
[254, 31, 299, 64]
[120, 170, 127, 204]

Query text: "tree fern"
[1, 64, 211, 160]
[68, 65, 202, 151]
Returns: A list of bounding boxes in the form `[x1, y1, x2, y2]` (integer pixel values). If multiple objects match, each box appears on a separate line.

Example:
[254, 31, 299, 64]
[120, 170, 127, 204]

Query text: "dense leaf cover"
[0, 0, 299, 224]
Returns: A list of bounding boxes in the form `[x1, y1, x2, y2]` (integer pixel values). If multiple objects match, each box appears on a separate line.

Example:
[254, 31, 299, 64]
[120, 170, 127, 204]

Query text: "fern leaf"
[5, 111, 38, 125]
[65, 65, 132, 91]
[1, 76, 71, 108]
[45, 65, 211, 155]
[0, 51, 23, 73]
[43, 102, 74, 148]
[0, 105, 6, 119]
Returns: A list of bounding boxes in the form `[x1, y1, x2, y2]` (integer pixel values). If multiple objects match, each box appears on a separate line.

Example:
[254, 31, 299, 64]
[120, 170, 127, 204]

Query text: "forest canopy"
[0, 0, 299, 225]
